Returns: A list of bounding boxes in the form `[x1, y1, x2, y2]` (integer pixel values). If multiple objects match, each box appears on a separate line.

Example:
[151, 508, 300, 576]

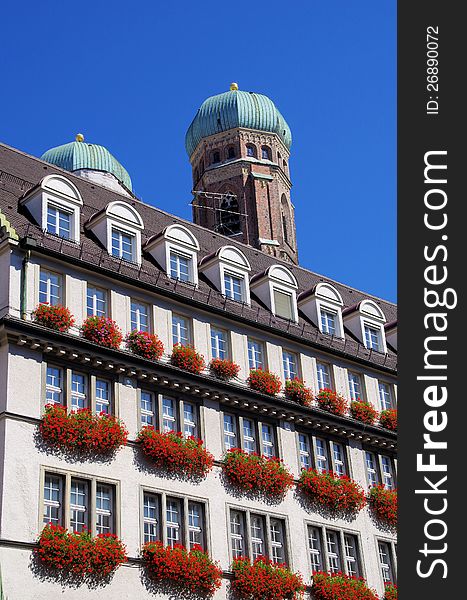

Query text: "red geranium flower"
[298, 468, 366, 514]
[170, 344, 205, 374]
[350, 400, 379, 425]
[369, 485, 397, 527]
[247, 369, 282, 396]
[312, 571, 378, 600]
[126, 330, 164, 360]
[380, 408, 397, 431]
[384, 582, 398, 600]
[209, 358, 240, 380]
[231, 556, 304, 600]
[316, 388, 348, 416]
[81, 316, 123, 349]
[284, 378, 313, 406]
[32, 303, 75, 332]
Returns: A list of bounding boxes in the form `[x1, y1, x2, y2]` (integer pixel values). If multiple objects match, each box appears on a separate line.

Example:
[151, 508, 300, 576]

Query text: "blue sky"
[1, 1, 396, 302]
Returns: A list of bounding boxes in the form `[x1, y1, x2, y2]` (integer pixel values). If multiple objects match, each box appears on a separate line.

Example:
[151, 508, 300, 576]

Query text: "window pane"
[95, 379, 111, 414]
[224, 273, 243, 302]
[87, 286, 107, 317]
[70, 479, 88, 532]
[282, 351, 297, 380]
[243, 419, 256, 454]
[44, 474, 62, 525]
[162, 396, 178, 432]
[141, 391, 155, 426]
[183, 402, 198, 438]
[47, 205, 71, 239]
[172, 315, 190, 346]
[332, 442, 346, 476]
[273, 289, 293, 320]
[170, 252, 191, 282]
[316, 362, 331, 390]
[131, 300, 149, 332]
[348, 372, 362, 401]
[230, 510, 245, 558]
[378, 382, 393, 410]
[112, 228, 134, 261]
[224, 414, 237, 450]
[270, 519, 285, 563]
[39, 270, 61, 305]
[365, 325, 381, 351]
[71, 372, 87, 410]
[46, 366, 63, 405]
[166, 498, 181, 547]
[378, 542, 394, 582]
[188, 502, 204, 549]
[344, 534, 360, 577]
[248, 339, 264, 370]
[365, 451, 378, 487]
[211, 327, 228, 360]
[308, 526, 323, 572]
[326, 531, 342, 573]
[250, 515, 265, 559]
[143, 493, 159, 543]
[298, 433, 311, 469]
[96, 484, 113, 534]
[261, 424, 275, 458]
[321, 310, 336, 335]
[381, 456, 394, 489]
[315, 438, 329, 473]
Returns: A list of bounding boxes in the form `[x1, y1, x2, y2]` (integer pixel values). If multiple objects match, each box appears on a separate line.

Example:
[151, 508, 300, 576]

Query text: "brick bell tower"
[185, 83, 298, 264]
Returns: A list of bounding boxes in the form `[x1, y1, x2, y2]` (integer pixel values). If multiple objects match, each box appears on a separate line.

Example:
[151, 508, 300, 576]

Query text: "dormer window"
[20, 175, 83, 243]
[111, 227, 136, 262]
[199, 246, 251, 305]
[342, 299, 388, 353]
[144, 224, 199, 285]
[298, 283, 344, 338]
[250, 265, 298, 322]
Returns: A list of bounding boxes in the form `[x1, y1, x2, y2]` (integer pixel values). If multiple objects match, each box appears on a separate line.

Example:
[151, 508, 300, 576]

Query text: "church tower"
[185, 83, 298, 264]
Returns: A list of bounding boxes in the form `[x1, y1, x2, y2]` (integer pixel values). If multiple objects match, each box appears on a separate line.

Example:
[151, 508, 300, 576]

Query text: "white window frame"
[282, 350, 298, 381]
[378, 381, 395, 411]
[316, 361, 332, 391]
[248, 338, 265, 371]
[377, 539, 397, 584]
[46, 203, 73, 240]
[210, 326, 229, 360]
[39, 269, 62, 306]
[111, 226, 136, 262]
[348, 371, 364, 401]
[171, 313, 191, 346]
[86, 285, 108, 317]
[223, 270, 246, 302]
[130, 299, 150, 332]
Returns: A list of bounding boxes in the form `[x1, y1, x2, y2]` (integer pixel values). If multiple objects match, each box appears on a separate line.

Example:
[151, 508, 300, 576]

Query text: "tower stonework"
[186, 85, 298, 264]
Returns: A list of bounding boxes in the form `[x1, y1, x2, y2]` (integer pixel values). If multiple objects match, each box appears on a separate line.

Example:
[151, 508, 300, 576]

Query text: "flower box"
[81, 316, 123, 349]
[350, 400, 378, 425]
[312, 571, 378, 600]
[209, 357, 240, 380]
[32, 303, 75, 332]
[369, 485, 397, 527]
[222, 448, 294, 498]
[231, 556, 304, 600]
[40, 405, 128, 454]
[37, 524, 127, 578]
[316, 388, 348, 416]
[170, 344, 205, 374]
[137, 427, 213, 479]
[298, 469, 366, 514]
[384, 583, 398, 600]
[247, 369, 282, 396]
[380, 408, 397, 431]
[126, 330, 164, 360]
[284, 378, 313, 406]
[142, 542, 222, 597]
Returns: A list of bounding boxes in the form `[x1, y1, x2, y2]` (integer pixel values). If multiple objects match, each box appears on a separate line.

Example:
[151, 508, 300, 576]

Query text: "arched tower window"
[246, 144, 257, 158]
[227, 146, 236, 159]
[261, 146, 272, 160]
[217, 193, 241, 236]
[212, 150, 221, 164]
[281, 195, 292, 245]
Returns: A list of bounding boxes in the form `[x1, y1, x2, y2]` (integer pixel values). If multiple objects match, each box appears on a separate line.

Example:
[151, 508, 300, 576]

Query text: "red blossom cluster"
[142, 542, 222, 597]
[231, 556, 304, 600]
[284, 378, 313, 406]
[209, 357, 240, 380]
[247, 369, 282, 396]
[81, 316, 123, 349]
[137, 427, 213, 478]
[384, 583, 398, 600]
[222, 448, 294, 497]
[170, 344, 205, 374]
[312, 571, 378, 600]
[126, 330, 164, 360]
[350, 400, 379, 425]
[369, 485, 397, 527]
[316, 389, 348, 416]
[32, 303, 75, 332]
[379, 408, 397, 431]
[298, 469, 367, 514]
[40, 404, 128, 453]
[37, 524, 127, 578]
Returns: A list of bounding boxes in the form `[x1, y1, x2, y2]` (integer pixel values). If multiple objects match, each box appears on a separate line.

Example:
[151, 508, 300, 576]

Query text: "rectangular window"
[364, 325, 381, 351]
[95, 379, 111, 414]
[298, 433, 311, 469]
[365, 451, 378, 487]
[43, 474, 62, 525]
[70, 479, 89, 532]
[321, 309, 337, 335]
[141, 391, 156, 426]
[188, 501, 204, 549]
[111, 228, 135, 262]
[331, 442, 346, 476]
[46, 366, 63, 405]
[230, 510, 246, 559]
[261, 424, 276, 458]
[308, 526, 323, 572]
[326, 530, 342, 573]
[211, 327, 228, 360]
[170, 252, 191, 282]
[315, 438, 329, 473]
[344, 534, 360, 577]
[250, 514, 266, 559]
[166, 498, 182, 547]
[143, 492, 159, 543]
[172, 314, 190, 346]
[183, 402, 198, 438]
[273, 289, 294, 320]
[96, 484, 113, 534]
[224, 272, 244, 302]
[131, 300, 150, 332]
[243, 418, 256, 454]
[348, 372, 363, 401]
[381, 456, 395, 490]
[39, 269, 62, 306]
[282, 350, 298, 380]
[162, 396, 178, 432]
[378, 541, 395, 583]
[47, 204, 72, 239]
[87, 286, 107, 317]
[270, 519, 286, 563]
[378, 382, 393, 411]
[223, 414, 238, 450]
[71, 372, 88, 410]
[316, 362, 332, 390]
[248, 339, 264, 370]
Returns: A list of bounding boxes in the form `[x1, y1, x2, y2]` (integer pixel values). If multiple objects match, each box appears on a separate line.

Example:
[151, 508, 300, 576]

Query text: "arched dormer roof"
[162, 224, 200, 250]
[208, 245, 251, 271]
[265, 265, 298, 288]
[104, 201, 144, 229]
[38, 174, 83, 204]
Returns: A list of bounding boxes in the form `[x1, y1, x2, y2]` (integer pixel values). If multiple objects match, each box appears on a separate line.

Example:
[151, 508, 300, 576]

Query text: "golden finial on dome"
[75, 133, 84, 142]
[230, 82, 239, 91]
